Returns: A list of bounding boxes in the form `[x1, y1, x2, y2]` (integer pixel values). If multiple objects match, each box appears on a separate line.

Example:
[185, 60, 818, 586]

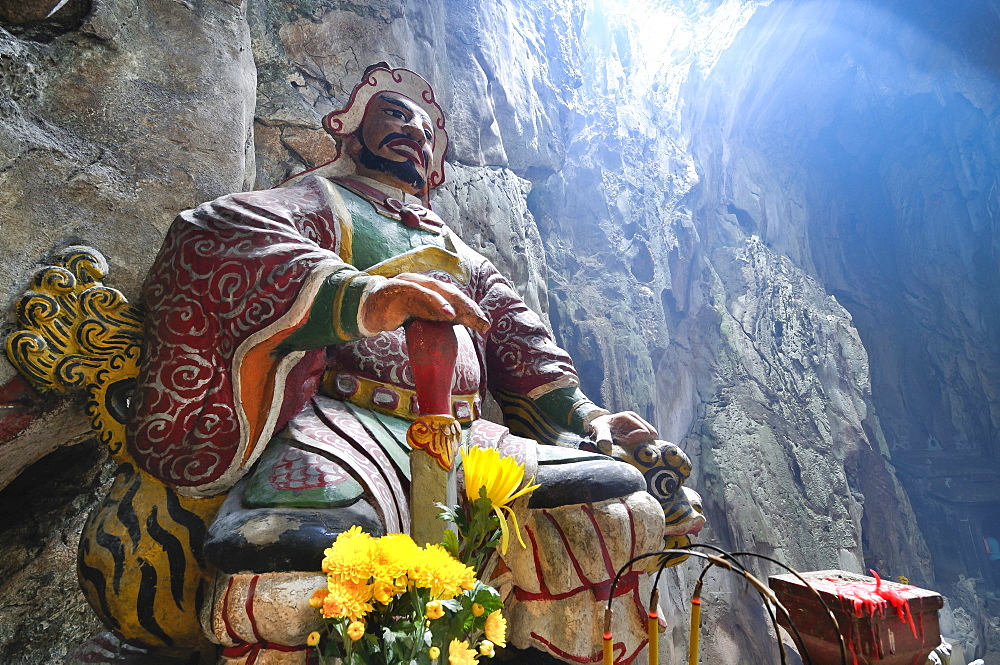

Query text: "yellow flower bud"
[347, 621, 365, 641]
[471, 603, 485, 617]
[426, 599, 445, 620]
[306, 631, 321, 647]
[429, 646, 441, 660]
[479, 640, 495, 658]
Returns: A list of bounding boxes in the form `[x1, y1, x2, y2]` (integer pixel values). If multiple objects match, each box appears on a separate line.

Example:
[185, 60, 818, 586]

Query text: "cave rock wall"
[2, 0, 997, 662]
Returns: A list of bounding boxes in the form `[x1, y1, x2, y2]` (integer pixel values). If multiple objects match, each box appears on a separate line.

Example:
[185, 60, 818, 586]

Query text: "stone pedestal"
[769, 570, 944, 665]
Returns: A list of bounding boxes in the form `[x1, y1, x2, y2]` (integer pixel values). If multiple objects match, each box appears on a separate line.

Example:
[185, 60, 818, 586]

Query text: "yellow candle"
[648, 586, 660, 665]
[603, 608, 614, 665]
[647, 610, 658, 665]
[687, 596, 701, 665]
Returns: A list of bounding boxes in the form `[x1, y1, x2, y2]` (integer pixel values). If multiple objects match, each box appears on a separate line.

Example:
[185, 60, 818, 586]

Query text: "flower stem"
[343, 621, 354, 665]
[407, 588, 428, 665]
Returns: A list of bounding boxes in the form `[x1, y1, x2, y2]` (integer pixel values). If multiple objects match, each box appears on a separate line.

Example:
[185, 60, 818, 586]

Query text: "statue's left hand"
[589, 411, 657, 454]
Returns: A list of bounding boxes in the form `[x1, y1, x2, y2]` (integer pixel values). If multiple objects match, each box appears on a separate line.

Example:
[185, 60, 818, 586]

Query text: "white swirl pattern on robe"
[127, 176, 582, 492]
[128, 178, 344, 489]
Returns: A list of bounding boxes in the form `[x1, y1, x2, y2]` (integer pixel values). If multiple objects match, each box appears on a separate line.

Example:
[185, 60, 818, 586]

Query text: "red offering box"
[769, 570, 943, 665]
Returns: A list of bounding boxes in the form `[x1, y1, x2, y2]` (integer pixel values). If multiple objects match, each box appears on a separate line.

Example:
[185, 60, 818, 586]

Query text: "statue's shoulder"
[283, 174, 352, 226]
[437, 224, 477, 260]
[176, 175, 351, 234]
[245, 174, 347, 211]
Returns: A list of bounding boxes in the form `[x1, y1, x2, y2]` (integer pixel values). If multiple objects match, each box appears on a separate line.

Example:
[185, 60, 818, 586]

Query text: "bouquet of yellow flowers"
[308, 445, 538, 665]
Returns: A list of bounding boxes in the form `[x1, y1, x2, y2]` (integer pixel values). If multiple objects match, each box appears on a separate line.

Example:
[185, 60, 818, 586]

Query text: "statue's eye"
[384, 108, 406, 120]
[424, 129, 433, 141]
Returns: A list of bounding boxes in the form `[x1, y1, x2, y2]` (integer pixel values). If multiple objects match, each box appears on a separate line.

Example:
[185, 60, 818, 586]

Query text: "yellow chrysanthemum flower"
[429, 646, 442, 660]
[479, 640, 495, 658]
[321, 595, 342, 619]
[448, 638, 479, 665]
[370, 579, 397, 606]
[306, 631, 321, 647]
[460, 446, 540, 554]
[309, 588, 329, 608]
[425, 599, 445, 620]
[347, 620, 365, 641]
[372, 533, 421, 585]
[323, 526, 376, 585]
[322, 579, 373, 621]
[409, 544, 476, 599]
[471, 602, 484, 617]
[484, 610, 507, 648]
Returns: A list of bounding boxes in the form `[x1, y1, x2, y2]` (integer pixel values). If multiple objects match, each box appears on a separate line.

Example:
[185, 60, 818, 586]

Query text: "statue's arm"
[523, 381, 658, 450]
[464, 259, 595, 443]
[533, 385, 610, 435]
[278, 267, 386, 349]
[281, 271, 490, 351]
[278, 180, 489, 351]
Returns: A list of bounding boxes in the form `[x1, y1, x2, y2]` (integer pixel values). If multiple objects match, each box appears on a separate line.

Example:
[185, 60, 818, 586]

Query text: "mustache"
[378, 132, 414, 149]
[357, 141, 426, 190]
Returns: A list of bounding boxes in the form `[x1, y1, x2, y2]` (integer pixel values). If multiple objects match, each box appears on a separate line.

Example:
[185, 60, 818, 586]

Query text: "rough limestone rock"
[0, 0, 256, 659]
[678, 1, 1000, 659]
[0, 0, 255, 302]
[433, 163, 550, 322]
[2, 0, 999, 663]
[0, 0, 257, 483]
[0, 439, 112, 665]
[514, 3, 934, 659]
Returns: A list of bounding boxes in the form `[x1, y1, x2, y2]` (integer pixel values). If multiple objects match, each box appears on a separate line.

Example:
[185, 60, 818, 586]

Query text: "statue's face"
[350, 93, 435, 194]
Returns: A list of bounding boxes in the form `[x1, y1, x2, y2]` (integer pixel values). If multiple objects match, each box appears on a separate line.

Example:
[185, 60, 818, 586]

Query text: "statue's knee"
[204, 474, 384, 574]
[528, 446, 647, 509]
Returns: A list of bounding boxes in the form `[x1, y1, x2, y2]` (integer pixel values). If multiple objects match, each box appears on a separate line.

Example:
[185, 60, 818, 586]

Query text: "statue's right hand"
[360, 273, 491, 335]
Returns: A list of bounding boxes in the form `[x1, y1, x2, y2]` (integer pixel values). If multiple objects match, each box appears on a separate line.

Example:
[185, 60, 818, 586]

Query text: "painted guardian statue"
[7, 64, 704, 665]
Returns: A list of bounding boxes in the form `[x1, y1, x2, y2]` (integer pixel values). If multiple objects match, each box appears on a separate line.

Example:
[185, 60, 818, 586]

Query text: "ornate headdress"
[322, 63, 449, 191]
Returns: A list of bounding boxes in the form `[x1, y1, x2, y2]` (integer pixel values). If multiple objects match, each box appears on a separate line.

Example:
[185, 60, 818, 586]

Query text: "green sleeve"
[533, 386, 610, 436]
[280, 268, 381, 350]
[495, 385, 610, 446]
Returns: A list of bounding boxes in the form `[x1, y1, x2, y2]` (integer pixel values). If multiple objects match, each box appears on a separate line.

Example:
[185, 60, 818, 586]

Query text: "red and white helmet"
[322, 63, 449, 190]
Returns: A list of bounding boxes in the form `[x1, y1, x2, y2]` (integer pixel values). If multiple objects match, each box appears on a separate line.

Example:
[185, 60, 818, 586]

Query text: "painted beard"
[356, 133, 426, 191]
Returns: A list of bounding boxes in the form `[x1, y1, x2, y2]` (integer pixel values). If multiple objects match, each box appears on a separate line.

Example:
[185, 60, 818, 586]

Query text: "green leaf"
[321, 637, 344, 659]
[473, 582, 503, 614]
[414, 650, 433, 665]
[437, 502, 460, 523]
[441, 597, 463, 613]
[441, 528, 461, 558]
